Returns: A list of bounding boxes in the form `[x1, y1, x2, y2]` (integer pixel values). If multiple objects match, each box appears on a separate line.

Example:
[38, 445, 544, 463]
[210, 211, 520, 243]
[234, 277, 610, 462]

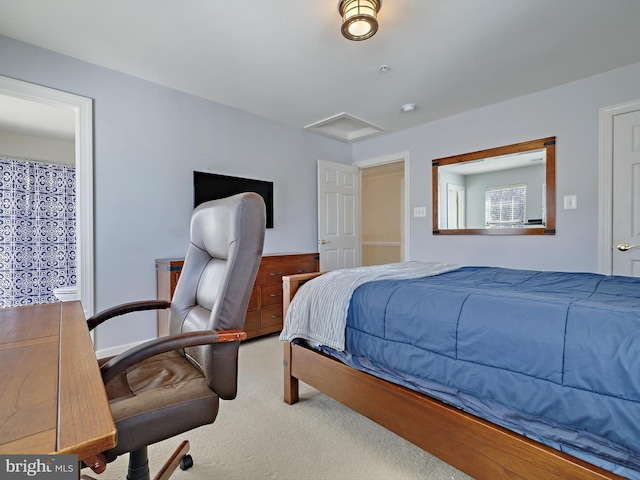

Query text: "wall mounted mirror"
[432, 137, 555, 235]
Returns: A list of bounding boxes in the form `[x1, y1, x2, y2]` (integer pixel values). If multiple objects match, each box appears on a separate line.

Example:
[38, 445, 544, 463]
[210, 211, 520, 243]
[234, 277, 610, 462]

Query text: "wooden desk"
[0, 301, 116, 460]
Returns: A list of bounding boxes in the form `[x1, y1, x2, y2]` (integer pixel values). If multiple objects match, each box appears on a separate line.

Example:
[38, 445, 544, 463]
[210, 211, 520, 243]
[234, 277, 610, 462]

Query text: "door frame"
[0, 75, 95, 316]
[598, 98, 640, 275]
[354, 151, 411, 262]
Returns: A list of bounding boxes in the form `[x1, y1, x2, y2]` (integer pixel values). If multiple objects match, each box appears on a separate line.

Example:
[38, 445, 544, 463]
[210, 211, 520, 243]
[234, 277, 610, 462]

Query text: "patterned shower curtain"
[0, 155, 76, 307]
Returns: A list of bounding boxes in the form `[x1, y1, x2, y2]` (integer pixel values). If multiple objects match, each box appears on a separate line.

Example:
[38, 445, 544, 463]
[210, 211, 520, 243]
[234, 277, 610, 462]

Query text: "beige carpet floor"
[84, 335, 472, 480]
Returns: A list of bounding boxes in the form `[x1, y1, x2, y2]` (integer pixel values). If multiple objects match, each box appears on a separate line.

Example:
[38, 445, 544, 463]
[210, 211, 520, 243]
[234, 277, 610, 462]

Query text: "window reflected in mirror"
[432, 137, 555, 235]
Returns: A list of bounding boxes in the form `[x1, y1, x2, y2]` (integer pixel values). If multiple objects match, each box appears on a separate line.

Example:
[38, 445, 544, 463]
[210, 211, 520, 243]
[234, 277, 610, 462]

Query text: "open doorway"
[361, 161, 404, 266]
[356, 152, 410, 267]
[0, 76, 95, 316]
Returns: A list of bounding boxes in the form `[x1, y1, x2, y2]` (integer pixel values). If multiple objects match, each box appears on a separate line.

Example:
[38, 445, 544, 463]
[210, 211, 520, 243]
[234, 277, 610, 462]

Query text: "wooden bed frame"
[281, 272, 625, 480]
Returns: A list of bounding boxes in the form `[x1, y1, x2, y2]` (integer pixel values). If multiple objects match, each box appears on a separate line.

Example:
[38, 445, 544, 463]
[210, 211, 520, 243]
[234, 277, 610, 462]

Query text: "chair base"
[153, 440, 191, 480]
[81, 440, 191, 480]
[127, 448, 150, 480]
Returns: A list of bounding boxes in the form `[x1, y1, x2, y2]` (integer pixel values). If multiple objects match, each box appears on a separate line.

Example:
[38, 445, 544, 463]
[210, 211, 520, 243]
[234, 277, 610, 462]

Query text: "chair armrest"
[100, 329, 246, 385]
[86, 300, 171, 331]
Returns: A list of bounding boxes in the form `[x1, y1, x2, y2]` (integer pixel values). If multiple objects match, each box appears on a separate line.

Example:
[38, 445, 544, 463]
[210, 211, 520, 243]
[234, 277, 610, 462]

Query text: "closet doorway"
[361, 161, 404, 265]
[356, 152, 410, 266]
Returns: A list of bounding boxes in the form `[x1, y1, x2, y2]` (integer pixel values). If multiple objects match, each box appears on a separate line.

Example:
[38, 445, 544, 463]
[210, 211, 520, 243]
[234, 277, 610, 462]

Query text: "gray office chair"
[84, 193, 265, 480]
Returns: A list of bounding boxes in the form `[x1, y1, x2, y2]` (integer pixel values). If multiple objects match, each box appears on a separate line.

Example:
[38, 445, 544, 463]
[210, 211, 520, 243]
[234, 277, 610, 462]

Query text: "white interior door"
[612, 109, 640, 276]
[317, 159, 360, 271]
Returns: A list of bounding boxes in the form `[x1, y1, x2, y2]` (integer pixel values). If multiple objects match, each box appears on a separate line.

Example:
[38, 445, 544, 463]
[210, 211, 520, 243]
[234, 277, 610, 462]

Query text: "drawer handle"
[271, 314, 283, 319]
[269, 271, 284, 276]
[270, 292, 283, 297]
[297, 269, 309, 273]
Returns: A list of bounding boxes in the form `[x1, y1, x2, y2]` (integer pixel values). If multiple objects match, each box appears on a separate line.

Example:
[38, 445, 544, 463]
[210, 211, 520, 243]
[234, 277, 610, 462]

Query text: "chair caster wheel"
[179, 454, 193, 471]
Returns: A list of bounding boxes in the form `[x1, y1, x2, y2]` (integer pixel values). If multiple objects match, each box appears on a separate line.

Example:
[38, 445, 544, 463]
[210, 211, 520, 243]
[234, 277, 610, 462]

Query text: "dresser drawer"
[261, 285, 283, 307]
[244, 310, 261, 332]
[288, 261, 317, 277]
[261, 261, 318, 285]
[261, 264, 289, 285]
[261, 305, 283, 328]
[247, 287, 259, 311]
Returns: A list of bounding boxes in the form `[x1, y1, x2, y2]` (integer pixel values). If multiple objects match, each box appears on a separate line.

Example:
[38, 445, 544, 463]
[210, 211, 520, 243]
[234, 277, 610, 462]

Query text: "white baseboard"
[94, 338, 154, 359]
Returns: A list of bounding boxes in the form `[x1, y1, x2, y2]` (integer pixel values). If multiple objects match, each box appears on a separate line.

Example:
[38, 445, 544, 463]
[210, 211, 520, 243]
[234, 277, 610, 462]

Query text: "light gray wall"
[0, 35, 351, 350]
[353, 61, 640, 273]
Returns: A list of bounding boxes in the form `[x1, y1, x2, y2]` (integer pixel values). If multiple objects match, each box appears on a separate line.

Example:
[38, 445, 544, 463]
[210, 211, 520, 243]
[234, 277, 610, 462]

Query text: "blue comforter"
[324, 267, 640, 478]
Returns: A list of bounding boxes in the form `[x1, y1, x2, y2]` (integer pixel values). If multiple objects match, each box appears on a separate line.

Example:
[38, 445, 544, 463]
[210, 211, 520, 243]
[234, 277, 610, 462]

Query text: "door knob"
[617, 243, 640, 251]
[319, 239, 329, 245]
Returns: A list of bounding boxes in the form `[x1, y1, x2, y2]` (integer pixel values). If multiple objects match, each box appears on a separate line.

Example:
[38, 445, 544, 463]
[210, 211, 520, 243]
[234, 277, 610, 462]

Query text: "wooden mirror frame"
[432, 137, 556, 235]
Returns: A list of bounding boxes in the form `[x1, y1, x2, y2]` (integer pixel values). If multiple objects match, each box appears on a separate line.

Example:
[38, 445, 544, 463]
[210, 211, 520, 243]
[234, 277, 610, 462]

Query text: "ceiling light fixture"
[338, 0, 381, 41]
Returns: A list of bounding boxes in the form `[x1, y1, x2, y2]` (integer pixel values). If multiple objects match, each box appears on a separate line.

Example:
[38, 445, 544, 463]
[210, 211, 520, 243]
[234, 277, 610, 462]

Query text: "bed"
[280, 262, 640, 480]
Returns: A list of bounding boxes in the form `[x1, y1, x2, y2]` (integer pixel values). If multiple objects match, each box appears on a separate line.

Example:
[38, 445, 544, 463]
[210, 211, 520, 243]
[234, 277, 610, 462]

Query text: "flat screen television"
[193, 171, 274, 228]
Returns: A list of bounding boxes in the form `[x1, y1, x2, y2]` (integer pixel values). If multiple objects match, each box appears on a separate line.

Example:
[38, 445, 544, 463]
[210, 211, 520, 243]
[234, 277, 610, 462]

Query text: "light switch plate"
[413, 206, 427, 217]
[564, 195, 577, 210]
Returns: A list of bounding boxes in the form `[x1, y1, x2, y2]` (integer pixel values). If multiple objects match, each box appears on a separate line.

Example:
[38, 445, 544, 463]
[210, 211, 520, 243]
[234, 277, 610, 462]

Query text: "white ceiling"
[1, 0, 640, 141]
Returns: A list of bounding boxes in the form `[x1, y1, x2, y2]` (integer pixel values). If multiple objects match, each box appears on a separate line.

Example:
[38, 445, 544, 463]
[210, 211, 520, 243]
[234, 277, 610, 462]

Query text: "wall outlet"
[564, 195, 577, 210]
[413, 206, 427, 217]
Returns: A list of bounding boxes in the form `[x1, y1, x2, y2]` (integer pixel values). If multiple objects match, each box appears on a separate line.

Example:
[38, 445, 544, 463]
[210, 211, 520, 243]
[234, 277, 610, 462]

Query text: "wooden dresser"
[155, 258, 184, 337]
[155, 253, 319, 339]
[244, 253, 319, 339]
